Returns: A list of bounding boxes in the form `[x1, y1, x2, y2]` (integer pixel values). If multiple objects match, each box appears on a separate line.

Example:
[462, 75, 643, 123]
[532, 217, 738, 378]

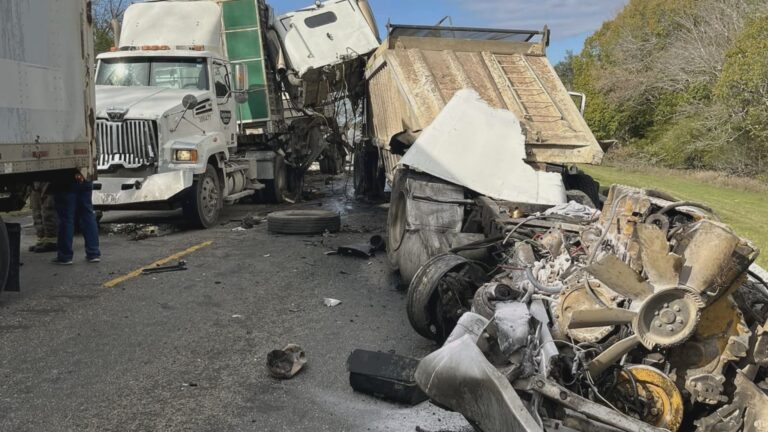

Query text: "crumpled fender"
[414, 335, 542, 432]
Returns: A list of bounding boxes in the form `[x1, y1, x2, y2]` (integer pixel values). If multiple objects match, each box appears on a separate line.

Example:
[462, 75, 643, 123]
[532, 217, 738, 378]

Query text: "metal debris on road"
[323, 298, 342, 307]
[334, 235, 387, 259]
[240, 215, 263, 229]
[267, 344, 307, 379]
[141, 260, 188, 275]
[347, 349, 428, 405]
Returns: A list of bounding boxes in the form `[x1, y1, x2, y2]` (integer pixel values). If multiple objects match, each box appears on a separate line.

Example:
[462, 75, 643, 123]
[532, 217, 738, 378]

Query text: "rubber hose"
[525, 267, 562, 295]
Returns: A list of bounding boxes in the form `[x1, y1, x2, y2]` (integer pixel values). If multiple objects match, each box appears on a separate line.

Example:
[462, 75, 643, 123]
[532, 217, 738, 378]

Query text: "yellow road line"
[102, 240, 214, 288]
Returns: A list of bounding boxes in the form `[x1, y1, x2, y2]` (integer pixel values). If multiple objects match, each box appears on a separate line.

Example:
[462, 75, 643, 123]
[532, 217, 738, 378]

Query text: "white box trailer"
[0, 0, 96, 293]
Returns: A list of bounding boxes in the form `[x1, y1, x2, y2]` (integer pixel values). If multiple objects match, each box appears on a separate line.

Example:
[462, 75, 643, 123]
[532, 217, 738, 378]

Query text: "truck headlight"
[174, 149, 198, 163]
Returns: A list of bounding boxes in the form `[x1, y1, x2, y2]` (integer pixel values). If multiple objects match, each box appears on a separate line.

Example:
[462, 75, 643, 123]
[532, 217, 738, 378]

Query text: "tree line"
[92, 0, 132, 54]
[556, 0, 768, 176]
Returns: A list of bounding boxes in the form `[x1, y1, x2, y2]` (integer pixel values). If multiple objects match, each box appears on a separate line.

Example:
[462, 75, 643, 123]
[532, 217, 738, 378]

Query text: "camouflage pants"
[30, 182, 58, 243]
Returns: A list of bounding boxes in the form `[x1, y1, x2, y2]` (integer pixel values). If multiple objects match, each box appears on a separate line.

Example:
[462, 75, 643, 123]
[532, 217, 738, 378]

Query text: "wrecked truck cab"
[410, 185, 768, 432]
[362, 24, 605, 286]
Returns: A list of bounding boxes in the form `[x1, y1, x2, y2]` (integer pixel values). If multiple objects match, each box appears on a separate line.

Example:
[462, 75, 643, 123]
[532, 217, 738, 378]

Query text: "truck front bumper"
[93, 170, 194, 209]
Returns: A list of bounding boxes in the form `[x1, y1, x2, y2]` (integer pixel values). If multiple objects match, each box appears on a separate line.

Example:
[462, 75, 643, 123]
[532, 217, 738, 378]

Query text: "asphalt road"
[0, 175, 472, 432]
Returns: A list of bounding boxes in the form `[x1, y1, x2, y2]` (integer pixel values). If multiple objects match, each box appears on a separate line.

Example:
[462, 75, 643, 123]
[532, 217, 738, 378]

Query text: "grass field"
[583, 165, 768, 267]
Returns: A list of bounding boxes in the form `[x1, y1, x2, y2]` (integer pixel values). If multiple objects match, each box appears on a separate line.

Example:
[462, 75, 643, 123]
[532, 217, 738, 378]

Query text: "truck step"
[224, 190, 256, 204]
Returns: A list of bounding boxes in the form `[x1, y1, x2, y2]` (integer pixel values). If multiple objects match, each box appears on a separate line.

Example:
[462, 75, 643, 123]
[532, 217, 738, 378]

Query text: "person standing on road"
[29, 182, 58, 253]
[52, 170, 101, 265]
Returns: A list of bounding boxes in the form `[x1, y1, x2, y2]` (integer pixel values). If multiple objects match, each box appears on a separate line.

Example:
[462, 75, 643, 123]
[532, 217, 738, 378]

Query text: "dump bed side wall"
[366, 35, 603, 178]
[0, 0, 94, 177]
[220, 0, 272, 124]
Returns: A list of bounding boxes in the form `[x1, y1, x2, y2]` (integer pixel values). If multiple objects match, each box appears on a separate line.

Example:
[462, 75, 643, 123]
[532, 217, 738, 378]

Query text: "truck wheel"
[184, 164, 222, 229]
[386, 170, 410, 271]
[564, 173, 600, 208]
[0, 219, 10, 297]
[407, 253, 485, 341]
[261, 155, 287, 204]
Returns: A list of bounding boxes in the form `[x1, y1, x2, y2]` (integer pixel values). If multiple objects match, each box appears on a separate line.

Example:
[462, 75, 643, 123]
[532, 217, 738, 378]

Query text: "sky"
[274, 0, 629, 63]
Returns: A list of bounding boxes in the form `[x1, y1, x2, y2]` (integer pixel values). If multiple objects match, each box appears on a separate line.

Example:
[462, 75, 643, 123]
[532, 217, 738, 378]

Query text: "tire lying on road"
[267, 210, 341, 235]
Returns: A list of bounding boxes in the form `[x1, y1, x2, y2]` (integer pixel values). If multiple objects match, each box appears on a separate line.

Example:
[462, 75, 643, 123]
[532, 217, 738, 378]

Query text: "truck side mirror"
[234, 63, 248, 92]
[182, 94, 199, 110]
[233, 64, 249, 104]
[568, 91, 586, 116]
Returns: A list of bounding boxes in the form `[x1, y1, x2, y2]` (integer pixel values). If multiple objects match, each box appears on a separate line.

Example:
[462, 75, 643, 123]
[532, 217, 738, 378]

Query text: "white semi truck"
[91, 0, 380, 227]
[0, 0, 96, 295]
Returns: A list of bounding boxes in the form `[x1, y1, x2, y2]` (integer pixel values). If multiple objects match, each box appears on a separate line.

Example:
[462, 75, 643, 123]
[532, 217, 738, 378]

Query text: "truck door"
[212, 61, 238, 146]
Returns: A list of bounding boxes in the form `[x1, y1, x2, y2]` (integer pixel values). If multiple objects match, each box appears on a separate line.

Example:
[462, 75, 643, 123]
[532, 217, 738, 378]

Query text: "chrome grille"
[96, 119, 158, 169]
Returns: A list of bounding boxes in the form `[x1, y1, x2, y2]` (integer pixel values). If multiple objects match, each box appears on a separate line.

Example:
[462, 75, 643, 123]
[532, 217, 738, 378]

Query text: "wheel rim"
[199, 175, 219, 222]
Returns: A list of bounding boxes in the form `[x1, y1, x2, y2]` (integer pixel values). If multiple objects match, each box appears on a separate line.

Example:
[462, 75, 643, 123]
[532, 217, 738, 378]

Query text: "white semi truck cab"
[92, 0, 381, 228]
[92, 1, 257, 227]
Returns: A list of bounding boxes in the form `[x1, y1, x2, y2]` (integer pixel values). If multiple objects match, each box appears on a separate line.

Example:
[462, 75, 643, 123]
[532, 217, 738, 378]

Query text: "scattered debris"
[102, 223, 179, 240]
[347, 349, 428, 405]
[334, 235, 387, 259]
[141, 260, 188, 275]
[336, 244, 372, 258]
[240, 214, 263, 229]
[231, 227, 247, 232]
[323, 298, 342, 307]
[408, 185, 768, 432]
[267, 344, 306, 379]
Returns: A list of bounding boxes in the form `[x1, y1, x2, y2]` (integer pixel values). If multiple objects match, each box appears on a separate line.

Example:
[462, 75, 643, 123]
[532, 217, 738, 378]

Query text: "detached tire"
[267, 210, 341, 235]
[183, 164, 222, 229]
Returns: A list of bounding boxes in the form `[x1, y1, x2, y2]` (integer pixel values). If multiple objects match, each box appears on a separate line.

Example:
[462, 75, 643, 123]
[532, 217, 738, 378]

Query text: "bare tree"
[92, 0, 133, 53]
[655, 0, 762, 93]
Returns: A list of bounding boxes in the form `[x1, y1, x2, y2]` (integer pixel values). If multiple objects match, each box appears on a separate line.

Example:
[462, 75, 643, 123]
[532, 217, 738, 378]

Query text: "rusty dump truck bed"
[365, 25, 603, 178]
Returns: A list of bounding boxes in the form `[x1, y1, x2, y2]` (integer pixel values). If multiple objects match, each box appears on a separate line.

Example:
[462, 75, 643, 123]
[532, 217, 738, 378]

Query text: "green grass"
[583, 165, 768, 268]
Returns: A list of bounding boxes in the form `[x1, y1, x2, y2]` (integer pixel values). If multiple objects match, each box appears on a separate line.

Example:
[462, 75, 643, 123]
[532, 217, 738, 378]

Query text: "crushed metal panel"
[399, 89, 567, 205]
[275, 0, 379, 77]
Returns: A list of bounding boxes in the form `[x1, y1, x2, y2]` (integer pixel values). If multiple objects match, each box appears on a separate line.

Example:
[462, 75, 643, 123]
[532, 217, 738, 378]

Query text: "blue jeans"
[54, 181, 101, 261]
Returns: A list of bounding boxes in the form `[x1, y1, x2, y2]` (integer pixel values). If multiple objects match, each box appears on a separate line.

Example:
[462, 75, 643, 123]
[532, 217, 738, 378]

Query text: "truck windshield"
[96, 57, 209, 90]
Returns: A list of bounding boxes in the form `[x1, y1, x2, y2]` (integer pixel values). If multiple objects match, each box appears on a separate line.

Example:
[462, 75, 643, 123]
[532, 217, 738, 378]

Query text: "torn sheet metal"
[415, 336, 542, 432]
[399, 90, 567, 206]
